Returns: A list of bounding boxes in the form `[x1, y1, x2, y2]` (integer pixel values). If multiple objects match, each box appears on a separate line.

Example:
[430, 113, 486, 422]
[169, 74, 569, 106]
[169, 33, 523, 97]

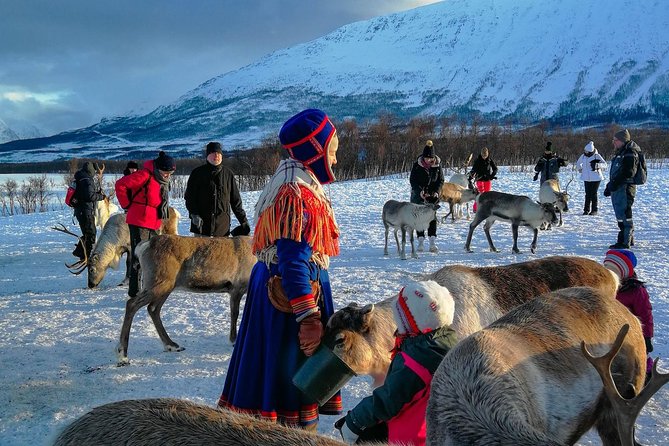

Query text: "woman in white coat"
[575, 141, 607, 215]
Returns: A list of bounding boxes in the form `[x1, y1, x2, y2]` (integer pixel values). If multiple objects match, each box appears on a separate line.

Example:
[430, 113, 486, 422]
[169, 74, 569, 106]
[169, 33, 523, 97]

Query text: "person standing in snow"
[335, 280, 458, 446]
[533, 141, 567, 185]
[409, 140, 444, 252]
[115, 151, 176, 297]
[184, 141, 249, 237]
[468, 146, 497, 212]
[575, 141, 607, 215]
[71, 161, 105, 260]
[123, 161, 139, 177]
[218, 109, 342, 431]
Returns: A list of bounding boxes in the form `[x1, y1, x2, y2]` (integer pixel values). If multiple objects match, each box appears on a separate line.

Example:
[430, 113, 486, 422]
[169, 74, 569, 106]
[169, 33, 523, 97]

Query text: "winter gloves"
[191, 214, 203, 231]
[603, 184, 611, 197]
[590, 160, 600, 171]
[645, 337, 653, 353]
[298, 312, 323, 356]
[335, 416, 359, 444]
[533, 172, 540, 181]
[230, 221, 250, 237]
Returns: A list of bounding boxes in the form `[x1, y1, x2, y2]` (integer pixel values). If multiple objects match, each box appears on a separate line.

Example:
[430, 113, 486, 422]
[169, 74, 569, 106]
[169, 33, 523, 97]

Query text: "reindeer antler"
[52, 223, 88, 275]
[582, 324, 669, 446]
[564, 172, 575, 195]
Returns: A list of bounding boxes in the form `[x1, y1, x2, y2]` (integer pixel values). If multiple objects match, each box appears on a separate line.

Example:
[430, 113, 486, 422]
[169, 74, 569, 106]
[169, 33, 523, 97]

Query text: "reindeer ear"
[346, 302, 359, 308]
[360, 304, 375, 331]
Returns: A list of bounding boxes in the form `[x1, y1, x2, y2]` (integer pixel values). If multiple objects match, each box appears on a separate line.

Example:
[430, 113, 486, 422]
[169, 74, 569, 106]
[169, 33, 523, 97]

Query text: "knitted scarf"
[253, 158, 339, 268]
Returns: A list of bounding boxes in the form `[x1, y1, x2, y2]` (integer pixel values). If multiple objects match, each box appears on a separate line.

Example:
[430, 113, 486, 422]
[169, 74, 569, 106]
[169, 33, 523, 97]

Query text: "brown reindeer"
[426, 286, 665, 446]
[116, 234, 256, 364]
[324, 256, 618, 385]
[53, 398, 362, 446]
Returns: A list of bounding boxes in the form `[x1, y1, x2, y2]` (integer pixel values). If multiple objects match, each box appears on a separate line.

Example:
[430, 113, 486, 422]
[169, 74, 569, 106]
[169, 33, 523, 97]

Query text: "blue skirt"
[218, 261, 341, 427]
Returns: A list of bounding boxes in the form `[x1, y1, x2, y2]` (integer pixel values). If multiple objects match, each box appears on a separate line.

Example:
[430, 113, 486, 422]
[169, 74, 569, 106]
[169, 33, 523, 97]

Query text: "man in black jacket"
[185, 142, 250, 237]
[72, 161, 105, 259]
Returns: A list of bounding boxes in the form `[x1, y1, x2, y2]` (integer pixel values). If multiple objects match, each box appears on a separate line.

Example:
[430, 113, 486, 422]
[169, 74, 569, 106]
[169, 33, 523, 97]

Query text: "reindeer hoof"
[531, 247, 537, 254]
[165, 344, 184, 352]
[465, 248, 473, 253]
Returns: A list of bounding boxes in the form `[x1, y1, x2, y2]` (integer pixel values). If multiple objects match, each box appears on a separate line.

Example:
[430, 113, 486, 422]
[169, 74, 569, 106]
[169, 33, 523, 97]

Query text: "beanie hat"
[206, 141, 223, 155]
[422, 140, 435, 158]
[603, 249, 637, 280]
[125, 161, 139, 170]
[544, 141, 553, 153]
[154, 151, 176, 172]
[279, 109, 337, 184]
[614, 129, 631, 143]
[584, 141, 595, 154]
[392, 280, 455, 335]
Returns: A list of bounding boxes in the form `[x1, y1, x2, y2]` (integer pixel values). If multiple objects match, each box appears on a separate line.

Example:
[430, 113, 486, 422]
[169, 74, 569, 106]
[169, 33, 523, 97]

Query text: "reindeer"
[116, 234, 256, 364]
[325, 256, 618, 385]
[464, 190, 558, 254]
[447, 154, 475, 219]
[382, 199, 440, 260]
[93, 194, 119, 231]
[53, 398, 360, 446]
[539, 177, 572, 228]
[87, 207, 180, 288]
[426, 286, 668, 446]
[438, 182, 479, 222]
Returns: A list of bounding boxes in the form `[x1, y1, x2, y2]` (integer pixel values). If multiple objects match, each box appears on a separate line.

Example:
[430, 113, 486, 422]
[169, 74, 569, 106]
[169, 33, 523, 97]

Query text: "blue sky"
[0, 0, 440, 136]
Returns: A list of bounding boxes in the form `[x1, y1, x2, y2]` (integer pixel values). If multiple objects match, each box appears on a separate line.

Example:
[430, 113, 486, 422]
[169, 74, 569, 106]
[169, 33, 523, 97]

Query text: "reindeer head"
[540, 203, 560, 226]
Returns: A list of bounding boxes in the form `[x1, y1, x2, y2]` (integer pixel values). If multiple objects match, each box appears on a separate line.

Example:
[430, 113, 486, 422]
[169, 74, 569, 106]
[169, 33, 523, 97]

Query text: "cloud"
[0, 0, 442, 136]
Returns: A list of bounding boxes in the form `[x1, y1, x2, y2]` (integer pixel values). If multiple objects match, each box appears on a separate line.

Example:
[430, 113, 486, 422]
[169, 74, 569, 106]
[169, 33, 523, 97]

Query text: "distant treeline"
[2, 115, 668, 184]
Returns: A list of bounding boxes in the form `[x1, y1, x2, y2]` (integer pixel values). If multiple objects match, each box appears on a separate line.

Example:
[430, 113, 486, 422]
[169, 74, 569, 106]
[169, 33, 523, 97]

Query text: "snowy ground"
[1, 167, 667, 445]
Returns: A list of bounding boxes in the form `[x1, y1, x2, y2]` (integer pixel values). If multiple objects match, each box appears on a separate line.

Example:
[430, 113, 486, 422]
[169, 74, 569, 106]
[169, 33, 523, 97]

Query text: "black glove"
[603, 184, 611, 197]
[533, 172, 539, 181]
[645, 337, 653, 353]
[590, 160, 599, 171]
[191, 214, 203, 231]
[230, 222, 250, 236]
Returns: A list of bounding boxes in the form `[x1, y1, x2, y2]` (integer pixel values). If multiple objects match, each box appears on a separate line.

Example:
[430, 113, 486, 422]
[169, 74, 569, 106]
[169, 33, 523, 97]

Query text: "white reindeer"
[447, 173, 474, 219]
[426, 286, 668, 446]
[116, 234, 256, 364]
[539, 178, 571, 228]
[325, 256, 619, 385]
[382, 199, 440, 259]
[464, 190, 558, 254]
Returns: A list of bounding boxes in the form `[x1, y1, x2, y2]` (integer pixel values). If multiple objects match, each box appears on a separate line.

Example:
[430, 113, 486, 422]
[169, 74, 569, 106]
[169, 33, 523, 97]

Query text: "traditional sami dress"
[218, 159, 342, 428]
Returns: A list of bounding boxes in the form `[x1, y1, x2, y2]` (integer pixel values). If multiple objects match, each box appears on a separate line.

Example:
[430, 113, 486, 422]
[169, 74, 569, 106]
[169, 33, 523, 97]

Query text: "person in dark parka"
[534, 141, 567, 185]
[409, 140, 444, 252]
[184, 142, 250, 237]
[72, 161, 105, 260]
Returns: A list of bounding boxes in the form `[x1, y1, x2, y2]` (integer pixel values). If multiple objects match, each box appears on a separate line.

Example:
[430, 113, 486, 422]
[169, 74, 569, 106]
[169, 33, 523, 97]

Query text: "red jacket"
[115, 160, 165, 230]
[616, 277, 653, 338]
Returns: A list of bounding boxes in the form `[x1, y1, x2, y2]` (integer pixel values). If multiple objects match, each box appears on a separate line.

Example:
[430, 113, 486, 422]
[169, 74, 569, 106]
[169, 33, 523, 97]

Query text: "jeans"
[611, 184, 636, 246]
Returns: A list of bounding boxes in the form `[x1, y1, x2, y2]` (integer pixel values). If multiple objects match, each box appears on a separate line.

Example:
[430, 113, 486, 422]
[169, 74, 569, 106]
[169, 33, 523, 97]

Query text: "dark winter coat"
[469, 155, 498, 182]
[617, 277, 653, 339]
[608, 140, 642, 192]
[115, 160, 166, 231]
[73, 162, 104, 212]
[345, 326, 457, 435]
[409, 156, 444, 204]
[184, 162, 248, 237]
[534, 154, 567, 184]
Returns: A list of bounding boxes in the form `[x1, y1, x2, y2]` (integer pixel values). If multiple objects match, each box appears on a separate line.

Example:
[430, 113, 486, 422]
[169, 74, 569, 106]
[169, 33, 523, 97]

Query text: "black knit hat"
[125, 161, 139, 170]
[422, 140, 435, 158]
[154, 151, 176, 172]
[206, 141, 223, 155]
[544, 141, 553, 153]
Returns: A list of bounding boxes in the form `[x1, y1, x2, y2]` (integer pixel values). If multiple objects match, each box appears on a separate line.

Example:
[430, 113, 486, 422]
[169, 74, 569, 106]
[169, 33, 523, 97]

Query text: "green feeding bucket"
[293, 345, 357, 406]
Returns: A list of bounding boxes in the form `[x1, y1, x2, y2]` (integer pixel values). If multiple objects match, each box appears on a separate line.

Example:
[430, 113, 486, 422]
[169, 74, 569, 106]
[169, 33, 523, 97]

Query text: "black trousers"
[583, 181, 600, 213]
[128, 225, 157, 297]
[74, 207, 96, 258]
[416, 219, 437, 238]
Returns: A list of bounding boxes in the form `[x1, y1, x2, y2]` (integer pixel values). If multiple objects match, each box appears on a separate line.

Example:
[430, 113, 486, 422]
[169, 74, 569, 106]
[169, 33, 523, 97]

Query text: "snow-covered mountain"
[0, 119, 20, 144]
[1, 0, 668, 162]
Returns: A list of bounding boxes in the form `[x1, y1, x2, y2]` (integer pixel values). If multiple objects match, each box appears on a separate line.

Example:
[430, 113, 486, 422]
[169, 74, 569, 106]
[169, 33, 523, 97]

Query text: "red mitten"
[298, 312, 323, 356]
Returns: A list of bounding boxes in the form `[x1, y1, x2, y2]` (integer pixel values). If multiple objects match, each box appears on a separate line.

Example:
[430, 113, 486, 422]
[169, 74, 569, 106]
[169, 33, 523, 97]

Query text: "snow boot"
[417, 237, 425, 252]
[429, 236, 439, 253]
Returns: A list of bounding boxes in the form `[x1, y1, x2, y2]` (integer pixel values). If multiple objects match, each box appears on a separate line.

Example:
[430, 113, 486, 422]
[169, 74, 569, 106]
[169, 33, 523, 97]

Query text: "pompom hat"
[279, 109, 337, 185]
[154, 151, 176, 172]
[422, 140, 435, 158]
[544, 141, 553, 153]
[392, 280, 455, 335]
[584, 141, 595, 154]
[603, 249, 637, 280]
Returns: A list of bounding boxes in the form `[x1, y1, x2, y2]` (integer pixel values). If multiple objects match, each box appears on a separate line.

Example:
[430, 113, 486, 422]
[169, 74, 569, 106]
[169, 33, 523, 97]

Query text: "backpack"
[65, 179, 78, 207]
[633, 150, 647, 185]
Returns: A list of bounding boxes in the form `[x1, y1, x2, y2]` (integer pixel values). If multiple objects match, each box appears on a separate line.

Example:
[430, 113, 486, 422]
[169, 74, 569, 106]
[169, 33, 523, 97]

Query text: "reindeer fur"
[324, 256, 619, 383]
[116, 234, 255, 364]
[426, 287, 646, 446]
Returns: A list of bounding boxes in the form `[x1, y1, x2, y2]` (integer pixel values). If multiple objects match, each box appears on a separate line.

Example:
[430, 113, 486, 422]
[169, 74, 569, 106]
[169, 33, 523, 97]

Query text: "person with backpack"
[575, 141, 607, 216]
[184, 141, 249, 237]
[71, 161, 105, 260]
[115, 151, 176, 297]
[533, 141, 567, 185]
[604, 129, 646, 249]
